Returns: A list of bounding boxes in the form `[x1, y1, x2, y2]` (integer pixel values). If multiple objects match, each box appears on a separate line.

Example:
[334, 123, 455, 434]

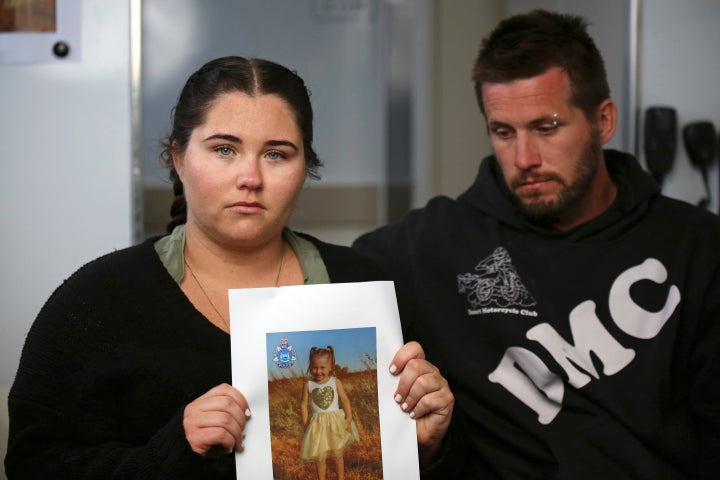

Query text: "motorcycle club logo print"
[458, 246, 537, 316]
[272, 338, 297, 369]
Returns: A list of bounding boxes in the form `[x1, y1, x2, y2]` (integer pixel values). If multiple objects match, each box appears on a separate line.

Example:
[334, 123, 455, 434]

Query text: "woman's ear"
[596, 99, 618, 145]
[171, 142, 184, 181]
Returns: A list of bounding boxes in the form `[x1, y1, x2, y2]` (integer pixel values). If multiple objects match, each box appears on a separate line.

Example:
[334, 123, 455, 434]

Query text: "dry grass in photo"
[268, 365, 383, 480]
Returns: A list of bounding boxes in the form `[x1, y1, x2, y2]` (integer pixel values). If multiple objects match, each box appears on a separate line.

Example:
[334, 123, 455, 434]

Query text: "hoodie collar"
[457, 149, 660, 240]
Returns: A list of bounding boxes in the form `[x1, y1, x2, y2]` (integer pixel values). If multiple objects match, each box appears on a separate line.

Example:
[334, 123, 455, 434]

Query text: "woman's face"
[174, 91, 307, 249]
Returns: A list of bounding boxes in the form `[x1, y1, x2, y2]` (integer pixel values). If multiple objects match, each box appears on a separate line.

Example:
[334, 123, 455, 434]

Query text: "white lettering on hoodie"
[487, 258, 680, 424]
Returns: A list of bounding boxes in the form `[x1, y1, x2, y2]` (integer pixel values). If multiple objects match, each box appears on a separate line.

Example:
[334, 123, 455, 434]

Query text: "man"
[354, 9, 720, 479]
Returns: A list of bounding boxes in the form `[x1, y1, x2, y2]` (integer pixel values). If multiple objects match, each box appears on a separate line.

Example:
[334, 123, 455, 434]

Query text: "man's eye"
[493, 128, 513, 139]
[537, 124, 558, 134]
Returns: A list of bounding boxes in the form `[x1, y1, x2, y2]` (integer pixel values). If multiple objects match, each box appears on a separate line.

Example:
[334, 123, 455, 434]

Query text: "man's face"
[482, 67, 615, 230]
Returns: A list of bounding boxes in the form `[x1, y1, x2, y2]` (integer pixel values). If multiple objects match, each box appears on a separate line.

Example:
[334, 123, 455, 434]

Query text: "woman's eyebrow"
[265, 139, 298, 151]
[203, 133, 241, 143]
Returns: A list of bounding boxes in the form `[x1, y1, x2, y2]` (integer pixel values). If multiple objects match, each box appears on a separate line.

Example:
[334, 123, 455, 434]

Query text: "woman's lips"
[229, 201, 264, 213]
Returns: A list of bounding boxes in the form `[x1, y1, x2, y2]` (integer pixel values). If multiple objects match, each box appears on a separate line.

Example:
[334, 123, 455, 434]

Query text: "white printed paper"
[229, 281, 419, 479]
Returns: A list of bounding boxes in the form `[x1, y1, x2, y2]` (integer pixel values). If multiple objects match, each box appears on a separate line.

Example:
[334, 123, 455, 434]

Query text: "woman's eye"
[266, 150, 286, 161]
[215, 145, 233, 156]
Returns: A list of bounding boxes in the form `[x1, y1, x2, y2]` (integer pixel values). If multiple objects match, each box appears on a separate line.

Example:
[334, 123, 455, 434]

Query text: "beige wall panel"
[432, 0, 503, 198]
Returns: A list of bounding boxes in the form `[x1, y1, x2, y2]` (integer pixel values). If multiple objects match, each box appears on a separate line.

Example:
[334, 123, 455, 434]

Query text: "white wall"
[638, 0, 720, 213]
[0, 0, 133, 399]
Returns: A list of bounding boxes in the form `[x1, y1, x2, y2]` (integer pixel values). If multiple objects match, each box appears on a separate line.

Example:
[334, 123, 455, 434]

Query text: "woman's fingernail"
[245, 408, 252, 418]
[401, 402, 409, 411]
[394, 393, 402, 403]
[389, 364, 398, 374]
[409, 411, 416, 419]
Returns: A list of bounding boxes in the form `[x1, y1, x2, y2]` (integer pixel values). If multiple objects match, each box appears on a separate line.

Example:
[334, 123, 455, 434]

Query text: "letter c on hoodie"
[609, 258, 681, 339]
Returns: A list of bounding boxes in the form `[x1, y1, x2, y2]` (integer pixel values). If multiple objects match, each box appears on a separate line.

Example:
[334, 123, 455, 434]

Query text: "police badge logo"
[272, 338, 296, 368]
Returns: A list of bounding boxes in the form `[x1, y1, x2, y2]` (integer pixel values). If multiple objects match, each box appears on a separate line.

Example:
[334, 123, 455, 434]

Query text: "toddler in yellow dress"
[300, 345, 360, 480]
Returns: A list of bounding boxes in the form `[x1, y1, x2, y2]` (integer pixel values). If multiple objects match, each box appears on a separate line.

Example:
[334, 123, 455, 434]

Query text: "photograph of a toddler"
[301, 345, 360, 480]
[266, 327, 382, 479]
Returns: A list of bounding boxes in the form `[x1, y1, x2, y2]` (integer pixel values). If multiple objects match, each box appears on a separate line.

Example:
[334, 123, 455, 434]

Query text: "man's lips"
[521, 179, 546, 187]
[513, 177, 558, 196]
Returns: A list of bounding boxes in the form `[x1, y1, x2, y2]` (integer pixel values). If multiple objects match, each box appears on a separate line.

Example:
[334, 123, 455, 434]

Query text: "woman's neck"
[183, 223, 290, 289]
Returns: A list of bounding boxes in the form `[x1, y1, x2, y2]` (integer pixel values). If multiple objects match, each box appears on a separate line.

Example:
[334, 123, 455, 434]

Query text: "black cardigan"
[5, 233, 385, 479]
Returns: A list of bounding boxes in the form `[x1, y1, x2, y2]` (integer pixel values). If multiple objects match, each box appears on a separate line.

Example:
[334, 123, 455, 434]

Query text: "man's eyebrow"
[487, 115, 559, 130]
[528, 114, 559, 128]
[487, 120, 512, 129]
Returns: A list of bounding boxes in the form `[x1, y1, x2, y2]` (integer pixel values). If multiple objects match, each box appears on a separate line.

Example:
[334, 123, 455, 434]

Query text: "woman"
[4, 56, 453, 479]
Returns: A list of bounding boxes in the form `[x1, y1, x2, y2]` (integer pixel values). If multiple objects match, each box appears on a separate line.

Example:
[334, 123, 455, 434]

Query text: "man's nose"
[514, 132, 541, 170]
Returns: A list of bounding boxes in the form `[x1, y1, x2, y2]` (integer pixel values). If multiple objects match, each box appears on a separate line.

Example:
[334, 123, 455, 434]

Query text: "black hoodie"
[354, 150, 720, 479]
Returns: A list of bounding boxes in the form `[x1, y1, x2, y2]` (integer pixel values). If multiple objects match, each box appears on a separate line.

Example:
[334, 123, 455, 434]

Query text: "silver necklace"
[184, 243, 286, 329]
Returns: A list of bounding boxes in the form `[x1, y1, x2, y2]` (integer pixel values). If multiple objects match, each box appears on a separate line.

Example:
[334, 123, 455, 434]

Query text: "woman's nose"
[235, 157, 262, 190]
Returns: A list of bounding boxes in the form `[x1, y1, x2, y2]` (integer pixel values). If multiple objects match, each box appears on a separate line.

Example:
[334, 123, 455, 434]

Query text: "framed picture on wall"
[0, 0, 81, 63]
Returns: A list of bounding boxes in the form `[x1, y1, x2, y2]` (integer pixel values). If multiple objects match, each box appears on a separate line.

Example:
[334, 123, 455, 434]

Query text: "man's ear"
[596, 99, 617, 144]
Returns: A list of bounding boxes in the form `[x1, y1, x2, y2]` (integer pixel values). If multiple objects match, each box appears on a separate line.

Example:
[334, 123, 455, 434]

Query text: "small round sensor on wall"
[52, 41, 70, 58]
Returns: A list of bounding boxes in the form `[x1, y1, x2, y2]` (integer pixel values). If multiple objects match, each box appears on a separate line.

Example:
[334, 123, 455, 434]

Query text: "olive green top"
[154, 224, 330, 284]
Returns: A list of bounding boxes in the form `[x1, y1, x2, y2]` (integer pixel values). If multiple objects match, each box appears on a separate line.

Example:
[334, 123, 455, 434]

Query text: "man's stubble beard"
[512, 129, 604, 225]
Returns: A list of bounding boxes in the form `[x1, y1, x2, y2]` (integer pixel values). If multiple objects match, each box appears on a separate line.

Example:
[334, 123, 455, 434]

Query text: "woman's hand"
[390, 341, 454, 468]
[183, 383, 251, 457]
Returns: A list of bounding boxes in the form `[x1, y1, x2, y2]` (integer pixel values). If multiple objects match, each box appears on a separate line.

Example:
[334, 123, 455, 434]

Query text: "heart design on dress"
[311, 386, 334, 410]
